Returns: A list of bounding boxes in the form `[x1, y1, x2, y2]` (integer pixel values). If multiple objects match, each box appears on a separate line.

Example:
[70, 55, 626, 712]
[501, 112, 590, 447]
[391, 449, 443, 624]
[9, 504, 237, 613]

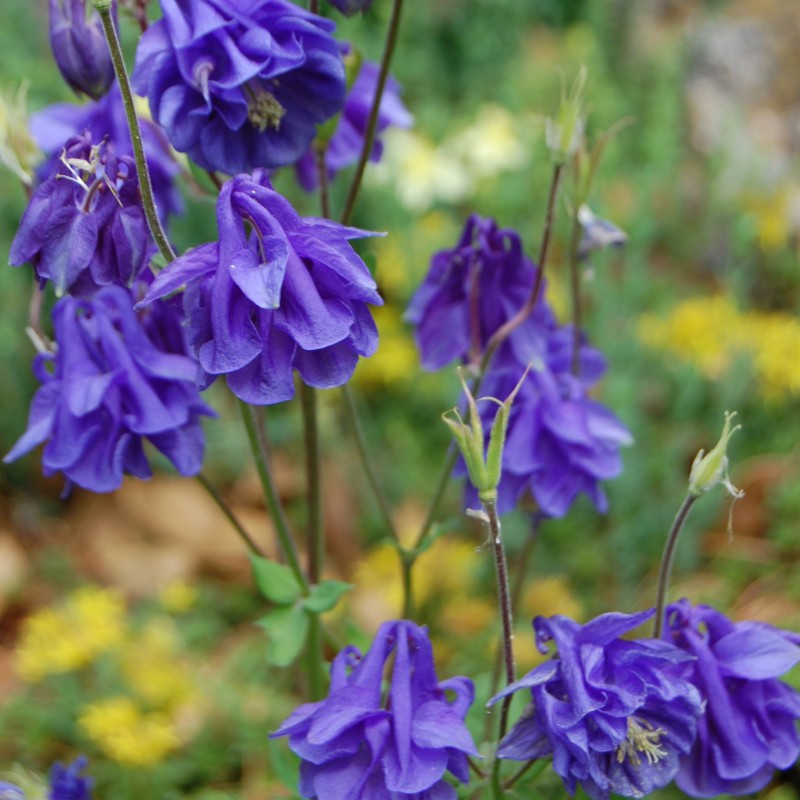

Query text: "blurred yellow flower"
[79, 697, 181, 767]
[16, 586, 126, 682]
[354, 306, 418, 387]
[118, 619, 197, 711]
[638, 294, 800, 400]
[158, 580, 198, 614]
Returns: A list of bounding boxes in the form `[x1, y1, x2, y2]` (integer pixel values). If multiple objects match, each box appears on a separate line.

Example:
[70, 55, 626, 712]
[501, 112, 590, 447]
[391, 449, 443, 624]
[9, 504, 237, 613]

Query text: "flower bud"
[545, 67, 587, 165]
[0, 82, 41, 186]
[49, 0, 116, 100]
[688, 411, 743, 497]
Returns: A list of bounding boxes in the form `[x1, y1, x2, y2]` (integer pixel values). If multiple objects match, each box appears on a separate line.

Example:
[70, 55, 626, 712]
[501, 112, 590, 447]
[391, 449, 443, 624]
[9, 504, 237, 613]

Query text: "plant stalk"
[196, 473, 264, 557]
[97, 5, 175, 265]
[653, 494, 697, 638]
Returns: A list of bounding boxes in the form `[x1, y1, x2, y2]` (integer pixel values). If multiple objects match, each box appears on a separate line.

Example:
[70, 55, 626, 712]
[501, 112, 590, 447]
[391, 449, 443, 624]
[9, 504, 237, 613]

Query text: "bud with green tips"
[688, 410, 743, 498]
[442, 367, 528, 504]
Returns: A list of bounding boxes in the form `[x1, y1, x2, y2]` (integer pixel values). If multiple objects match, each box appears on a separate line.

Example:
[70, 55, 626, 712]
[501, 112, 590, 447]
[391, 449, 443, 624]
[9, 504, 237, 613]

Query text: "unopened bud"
[689, 411, 743, 498]
[0, 82, 41, 186]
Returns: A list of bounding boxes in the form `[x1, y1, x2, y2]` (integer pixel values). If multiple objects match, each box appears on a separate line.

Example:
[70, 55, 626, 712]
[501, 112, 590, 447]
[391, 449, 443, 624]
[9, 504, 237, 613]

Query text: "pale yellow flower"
[79, 697, 181, 767]
[16, 586, 126, 682]
[158, 580, 198, 614]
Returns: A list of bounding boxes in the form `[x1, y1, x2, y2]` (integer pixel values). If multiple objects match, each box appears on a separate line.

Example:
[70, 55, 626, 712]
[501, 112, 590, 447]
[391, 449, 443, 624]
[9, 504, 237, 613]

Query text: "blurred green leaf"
[303, 580, 353, 614]
[250, 554, 302, 605]
[256, 605, 309, 667]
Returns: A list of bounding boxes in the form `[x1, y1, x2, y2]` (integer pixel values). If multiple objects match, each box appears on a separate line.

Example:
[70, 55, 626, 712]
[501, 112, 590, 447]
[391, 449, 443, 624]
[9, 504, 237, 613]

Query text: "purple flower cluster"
[4, 285, 214, 493]
[48, 0, 116, 100]
[408, 213, 631, 518]
[31, 84, 183, 224]
[272, 620, 478, 800]
[664, 600, 800, 797]
[10, 132, 150, 296]
[492, 610, 702, 800]
[132, 0, 346, 174]
[296, 56, 413, 192]
[142, 170, 382, 404]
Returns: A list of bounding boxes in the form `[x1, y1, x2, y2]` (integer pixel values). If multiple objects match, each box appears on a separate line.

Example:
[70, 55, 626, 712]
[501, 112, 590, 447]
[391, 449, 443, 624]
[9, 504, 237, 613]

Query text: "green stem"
[339, 0, 405, 225]
[653, 494, 697, 638]
[97, 5, 175, 265]
[482, 162, 564, 364]
[300, 385, 323, 583]
[196, 473, 264, 557]
[567, 205, 583, 376]
[341, 384, 399, 544]
[315, 144, 331, 219]
[504, 759, 548, 791]
[240, 400, 308, 593]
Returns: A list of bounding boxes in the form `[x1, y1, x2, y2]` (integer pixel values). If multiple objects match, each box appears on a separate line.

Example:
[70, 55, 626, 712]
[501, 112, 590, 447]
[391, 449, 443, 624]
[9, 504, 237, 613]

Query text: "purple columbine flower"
[4, 285, 214, 493]
[132, 0, 346, 175]
[327, 0, 373, 15]
[9, 132, 150, 297]
[577, 205, 627, 261]
[141, 170, 382, 404]
[272, 620, 478, 800]
[406, 214, 556, 371]
[30, 83, 182, 224]
[49, 0, 116, 100]
[0, 783, 24, 800]
[491, 611, 702, 800]
[664, 600, 800, 797]
[295, 57, 413, 192]
[48, 757, 92, 800]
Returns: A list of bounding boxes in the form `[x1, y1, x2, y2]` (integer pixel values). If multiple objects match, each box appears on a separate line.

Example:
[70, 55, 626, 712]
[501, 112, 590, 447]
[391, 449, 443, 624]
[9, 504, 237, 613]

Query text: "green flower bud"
[688, 411, 743, 498]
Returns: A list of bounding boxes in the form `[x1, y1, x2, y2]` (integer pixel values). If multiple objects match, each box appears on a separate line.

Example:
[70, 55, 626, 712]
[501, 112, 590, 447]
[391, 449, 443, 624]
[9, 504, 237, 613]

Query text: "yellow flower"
[158, 580, 198, 614]
[16, 586, 126, 682]
[79, 697, 181, 767]
[118, 619, 197, 711]
[354, 306, 418, 387]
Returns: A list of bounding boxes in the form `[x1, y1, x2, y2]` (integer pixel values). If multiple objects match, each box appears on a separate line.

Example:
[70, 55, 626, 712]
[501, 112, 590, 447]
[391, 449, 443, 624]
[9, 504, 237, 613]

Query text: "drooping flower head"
[4, 285, 214, 493]
[406, 214, 556, 370]
[272, 620, 478, 800]
[141, 170, 382, 404]
[9, 132, 151, 297]
[48, 757, 93, 800]
[30, 83, 182, 224]
[491, 611, 702, 800]
[663, 600, 800, 797]
[49, 0, 116, 100]
[132, 0, 346, 174]
[295, 55, 414, 191]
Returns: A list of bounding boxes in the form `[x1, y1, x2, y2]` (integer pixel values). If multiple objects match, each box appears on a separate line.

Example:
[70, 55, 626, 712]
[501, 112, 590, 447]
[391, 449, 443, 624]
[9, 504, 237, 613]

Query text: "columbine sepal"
[442, 367, 527, 504]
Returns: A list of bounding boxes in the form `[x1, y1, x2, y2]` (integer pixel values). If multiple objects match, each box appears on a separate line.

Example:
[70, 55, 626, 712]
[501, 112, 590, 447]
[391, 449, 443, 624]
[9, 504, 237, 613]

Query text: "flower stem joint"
[442, 366, 528, 505]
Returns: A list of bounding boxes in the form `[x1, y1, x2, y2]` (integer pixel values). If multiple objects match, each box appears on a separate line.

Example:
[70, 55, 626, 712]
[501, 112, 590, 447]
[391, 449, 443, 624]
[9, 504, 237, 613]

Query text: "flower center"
[244, 84, 286, 132]
[615, 718, 668, 768]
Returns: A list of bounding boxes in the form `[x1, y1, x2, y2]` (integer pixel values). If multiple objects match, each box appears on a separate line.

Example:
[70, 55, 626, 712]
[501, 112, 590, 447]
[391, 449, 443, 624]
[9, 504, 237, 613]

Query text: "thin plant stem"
[341, 384, 399, 544]
[97, 5, 175, 265]
[196, 473, 264, 557]
[339, 0, 405, 225]
[401, 555, 413, 619]
[412, 444, 458, 553]
[300, 384, 323, 583]
[482, 499, 516, 798]
[653, 494, 697, 638]
[468, 756, 487, 780]
[566, 206, 583, 376]
[504, 759, 548, 791]
[309, 0, 319, 12]
[483, 162, 564, 364]
[240, 400, 308, 593]
[315, 145, 331, 219]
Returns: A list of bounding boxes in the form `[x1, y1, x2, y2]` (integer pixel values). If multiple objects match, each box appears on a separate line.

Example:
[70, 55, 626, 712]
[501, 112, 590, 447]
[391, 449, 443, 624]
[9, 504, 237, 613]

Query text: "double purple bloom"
[664, 600, 800, 797]
[4, 285, 214, 493]
[132, 0, 346, 174]
[492, 611, 702, 800]
[142, 170, 382, 404]
[272, 620, 478, 800]
[9, 132, 150, 296]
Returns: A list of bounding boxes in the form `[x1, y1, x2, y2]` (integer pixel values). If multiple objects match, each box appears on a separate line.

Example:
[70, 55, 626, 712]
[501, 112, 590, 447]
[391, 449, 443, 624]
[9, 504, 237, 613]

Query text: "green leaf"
[250, 554, 302, 605]
[303, 580, 353, 614]
[256, 605, 309, 667]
